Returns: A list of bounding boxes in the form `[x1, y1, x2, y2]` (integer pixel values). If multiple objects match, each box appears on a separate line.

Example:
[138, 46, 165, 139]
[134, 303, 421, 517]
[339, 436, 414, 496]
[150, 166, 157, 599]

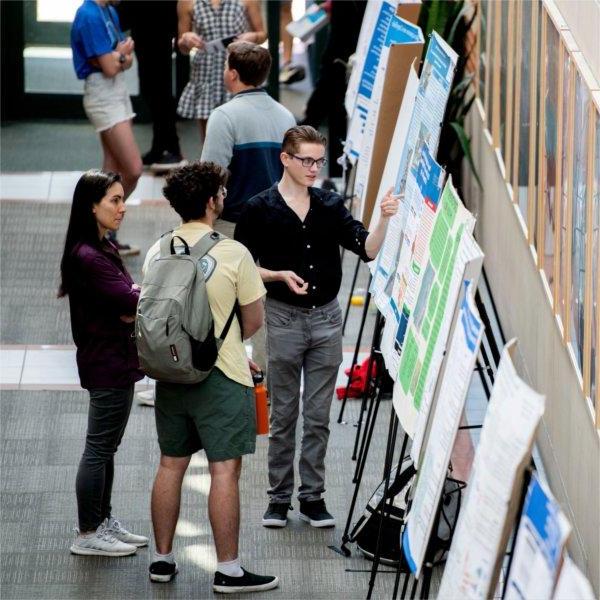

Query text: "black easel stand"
[338, 276, 373, 424]
[342, 256, 363, 336]
[366, 411, 407, 600]
[334, 363, 390, 557]
[352, 312, 385, 462]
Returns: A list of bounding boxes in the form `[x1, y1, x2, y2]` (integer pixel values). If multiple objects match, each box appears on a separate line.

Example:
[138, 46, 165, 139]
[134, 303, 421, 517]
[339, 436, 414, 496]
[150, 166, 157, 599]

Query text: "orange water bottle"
[253, 371, 269, 435]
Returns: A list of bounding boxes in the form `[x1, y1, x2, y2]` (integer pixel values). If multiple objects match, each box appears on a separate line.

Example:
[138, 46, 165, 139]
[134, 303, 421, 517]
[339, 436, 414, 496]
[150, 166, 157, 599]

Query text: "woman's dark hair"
[58, 169, 121, 297]
[162, 161, 228, 222]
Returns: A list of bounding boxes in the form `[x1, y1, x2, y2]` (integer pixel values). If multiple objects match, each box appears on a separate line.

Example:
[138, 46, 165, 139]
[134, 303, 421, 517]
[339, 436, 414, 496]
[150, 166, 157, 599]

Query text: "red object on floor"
[336, 357, 377, 400]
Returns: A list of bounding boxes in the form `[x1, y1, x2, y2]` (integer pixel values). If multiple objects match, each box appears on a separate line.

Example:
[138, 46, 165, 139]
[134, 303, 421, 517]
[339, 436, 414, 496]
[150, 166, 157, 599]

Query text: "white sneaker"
[105, 516, 149, 547]
[70, 523, 137, 557]
[136, 389, 155, 407]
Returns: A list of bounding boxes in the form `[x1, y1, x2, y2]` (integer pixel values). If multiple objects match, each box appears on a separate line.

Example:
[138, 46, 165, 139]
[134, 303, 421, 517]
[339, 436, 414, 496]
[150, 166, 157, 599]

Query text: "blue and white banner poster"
[438, 340, 546, 599]
[402, 281, 483, 578]
[504, 474, 571, 600]
[371, 31, 457, 309]
[345, 3, 423, 164]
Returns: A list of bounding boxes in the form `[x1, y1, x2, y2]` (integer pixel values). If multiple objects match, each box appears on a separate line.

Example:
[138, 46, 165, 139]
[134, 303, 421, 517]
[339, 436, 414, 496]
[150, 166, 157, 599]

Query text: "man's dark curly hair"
[162, 161, 228, 222]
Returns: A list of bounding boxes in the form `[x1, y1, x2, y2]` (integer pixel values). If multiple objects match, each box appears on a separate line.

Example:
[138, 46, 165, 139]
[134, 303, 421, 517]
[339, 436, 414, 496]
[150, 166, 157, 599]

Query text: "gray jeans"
[266, 298, 343, 503]
[75, 386, 134, 531]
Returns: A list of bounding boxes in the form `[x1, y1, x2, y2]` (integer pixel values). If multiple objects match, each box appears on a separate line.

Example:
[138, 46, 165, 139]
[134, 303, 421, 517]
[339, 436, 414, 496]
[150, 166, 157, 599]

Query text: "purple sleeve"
[85, 255, 139, 314]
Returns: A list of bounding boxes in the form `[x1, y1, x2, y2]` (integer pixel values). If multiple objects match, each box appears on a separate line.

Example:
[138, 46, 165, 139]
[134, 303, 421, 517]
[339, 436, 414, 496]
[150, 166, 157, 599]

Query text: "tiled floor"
[0, 172, 166, 203]
[0, 175, 489, 599]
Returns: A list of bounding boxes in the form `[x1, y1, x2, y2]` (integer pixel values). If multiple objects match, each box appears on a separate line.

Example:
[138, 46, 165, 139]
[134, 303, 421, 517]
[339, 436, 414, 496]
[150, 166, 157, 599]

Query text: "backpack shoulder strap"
[190, 231, 222, 259]
[159, 230, 174, 257]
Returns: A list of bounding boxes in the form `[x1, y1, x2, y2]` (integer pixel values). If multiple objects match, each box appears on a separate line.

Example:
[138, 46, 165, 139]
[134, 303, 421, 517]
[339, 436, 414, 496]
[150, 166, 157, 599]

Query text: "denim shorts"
[154, 368, 256, 462]
[83, 72, 135, 132]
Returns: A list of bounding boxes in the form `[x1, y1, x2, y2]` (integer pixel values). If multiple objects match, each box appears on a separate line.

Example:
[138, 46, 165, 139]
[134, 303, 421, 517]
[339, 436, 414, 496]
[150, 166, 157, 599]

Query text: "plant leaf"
[450, 122, 483, 189]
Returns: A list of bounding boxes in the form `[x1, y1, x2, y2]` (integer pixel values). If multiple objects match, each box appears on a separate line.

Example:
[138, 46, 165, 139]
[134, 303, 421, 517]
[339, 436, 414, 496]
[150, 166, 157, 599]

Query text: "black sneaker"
[213, 568, 279, 594]
[150, 151, 187, 173]
[149, 560, 178, 583]
[298, 499, 335, 528]
[262, 502, 291, 528]
[142, 149, 161, 167]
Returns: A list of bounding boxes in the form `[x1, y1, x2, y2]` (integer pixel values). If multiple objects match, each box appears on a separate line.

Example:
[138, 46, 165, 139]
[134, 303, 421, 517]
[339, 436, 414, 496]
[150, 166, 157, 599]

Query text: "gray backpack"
[135, 231, 238, 384]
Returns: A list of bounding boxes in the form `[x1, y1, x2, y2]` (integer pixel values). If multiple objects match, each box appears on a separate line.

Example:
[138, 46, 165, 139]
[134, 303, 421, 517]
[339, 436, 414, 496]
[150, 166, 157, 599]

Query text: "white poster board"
[402, 281, 484, 577]
[553, 556, 596, 600]
[371, 31, 458, 306]
[354, 18, 424, 206]
[344, 0, 400, 163]
[392, 180, 480, 437]
[369, 64, 419, 297]
[504, 474, 571, 600]
[437, 340, 546, 600]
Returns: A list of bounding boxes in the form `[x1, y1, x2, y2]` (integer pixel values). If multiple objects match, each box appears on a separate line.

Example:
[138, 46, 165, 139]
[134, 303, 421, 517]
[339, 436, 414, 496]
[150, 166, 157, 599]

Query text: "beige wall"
[465, 100, 600, 594]
[554, 0, 600, 85]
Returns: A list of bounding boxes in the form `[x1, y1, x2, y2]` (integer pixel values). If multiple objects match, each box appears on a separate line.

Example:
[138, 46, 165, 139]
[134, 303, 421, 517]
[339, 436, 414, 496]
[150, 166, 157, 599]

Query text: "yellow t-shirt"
[143, 222, 266, 387]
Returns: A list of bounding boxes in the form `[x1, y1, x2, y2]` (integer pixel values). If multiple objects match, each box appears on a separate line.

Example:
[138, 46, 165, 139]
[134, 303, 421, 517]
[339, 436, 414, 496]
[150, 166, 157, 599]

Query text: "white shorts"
[83, 71, 136, 133]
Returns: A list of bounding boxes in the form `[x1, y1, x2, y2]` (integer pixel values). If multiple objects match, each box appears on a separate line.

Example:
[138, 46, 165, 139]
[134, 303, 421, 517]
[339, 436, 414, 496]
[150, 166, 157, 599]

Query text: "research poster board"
[437, 340, 546, 600]
[504, 474, 571, 600]
[345, 0, 421, 117]
[380, 147, 445, 375]
[371, 32, 458, 309]
[354, 20, 424, 226]
[381, 147, 446, 376]
[344, 0, 400, 163]
[402, 281, 483, 577]
[345, 11, 422, 166]
[369, 65, 419, 294]
[553, 557, 597, 600]
[391, 180, 480, 437]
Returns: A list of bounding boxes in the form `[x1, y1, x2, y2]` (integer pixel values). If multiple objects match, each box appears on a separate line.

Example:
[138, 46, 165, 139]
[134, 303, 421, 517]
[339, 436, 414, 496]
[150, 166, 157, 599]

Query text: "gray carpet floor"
[1, 198, 432, 599]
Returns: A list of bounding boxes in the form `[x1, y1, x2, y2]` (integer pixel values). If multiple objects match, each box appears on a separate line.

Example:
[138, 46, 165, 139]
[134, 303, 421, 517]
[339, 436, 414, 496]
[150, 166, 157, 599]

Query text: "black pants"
[135, 34, 181, 156]
[75, 386, 134, 531]
[303, 1, 367, 176]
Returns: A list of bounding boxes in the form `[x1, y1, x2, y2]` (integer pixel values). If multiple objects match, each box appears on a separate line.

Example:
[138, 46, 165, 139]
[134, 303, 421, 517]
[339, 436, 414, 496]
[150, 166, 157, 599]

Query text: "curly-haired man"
[142, 161, 278, 593]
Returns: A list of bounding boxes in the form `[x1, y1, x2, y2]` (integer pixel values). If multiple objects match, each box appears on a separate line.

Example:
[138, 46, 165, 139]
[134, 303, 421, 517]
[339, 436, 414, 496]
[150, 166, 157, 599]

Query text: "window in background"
[529, 0, 543, 249]
[570, 72, 589, 372]
[591, 110, 599, 405]
[515, 0, 532, 227]
[479, 0, 488, 103]
[499, 0, 508, 157]
[558, 50, 572, 329]
[541, 19, 559, 295]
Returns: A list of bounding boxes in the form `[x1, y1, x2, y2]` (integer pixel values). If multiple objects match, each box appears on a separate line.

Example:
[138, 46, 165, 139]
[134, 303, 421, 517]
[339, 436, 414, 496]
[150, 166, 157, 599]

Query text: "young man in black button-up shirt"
[235, 126, 398, 528]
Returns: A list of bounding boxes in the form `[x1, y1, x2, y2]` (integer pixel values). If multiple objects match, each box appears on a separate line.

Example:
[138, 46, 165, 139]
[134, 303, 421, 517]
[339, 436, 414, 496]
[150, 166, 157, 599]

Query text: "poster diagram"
[371, 32, 458, 309]
[438, 341, 545, 600]
[346, 7, 422, 165]
[402, 281, 484, 577]
[504, 474, 571, 600]
[391, 179, 479, 436]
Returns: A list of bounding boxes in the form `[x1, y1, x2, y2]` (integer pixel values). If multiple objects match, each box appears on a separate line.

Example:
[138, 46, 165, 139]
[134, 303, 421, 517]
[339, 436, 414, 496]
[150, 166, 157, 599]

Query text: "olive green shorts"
[155, 368, 256, 462]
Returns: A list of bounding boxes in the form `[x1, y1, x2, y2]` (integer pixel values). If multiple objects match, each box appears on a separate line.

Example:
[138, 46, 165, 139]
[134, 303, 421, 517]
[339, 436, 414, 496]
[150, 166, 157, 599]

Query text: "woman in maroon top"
[58, 170, 147, 557]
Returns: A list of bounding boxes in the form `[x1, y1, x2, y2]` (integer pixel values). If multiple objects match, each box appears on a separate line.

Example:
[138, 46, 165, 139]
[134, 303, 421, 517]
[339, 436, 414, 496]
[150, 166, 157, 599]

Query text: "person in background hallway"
[235, 126, 398, 529]
[71, 0, 142, 256]
[59, 170, 147, 557]
[117, 1, 187, 172]
[278, 0, 305, 85]
[176, 0, 266, 142]
[143, 162, 278, 593]
[300, 0, 366, 176]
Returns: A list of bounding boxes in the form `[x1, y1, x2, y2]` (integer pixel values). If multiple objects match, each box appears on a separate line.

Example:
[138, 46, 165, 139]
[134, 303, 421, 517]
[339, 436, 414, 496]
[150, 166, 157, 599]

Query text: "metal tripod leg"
[338, 287, 372, 423]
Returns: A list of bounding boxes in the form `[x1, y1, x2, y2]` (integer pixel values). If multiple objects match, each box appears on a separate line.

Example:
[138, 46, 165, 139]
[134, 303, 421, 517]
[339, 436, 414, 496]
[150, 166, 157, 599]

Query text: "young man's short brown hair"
[227, 41, 271, 87]
[282, 125, 327, 155]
